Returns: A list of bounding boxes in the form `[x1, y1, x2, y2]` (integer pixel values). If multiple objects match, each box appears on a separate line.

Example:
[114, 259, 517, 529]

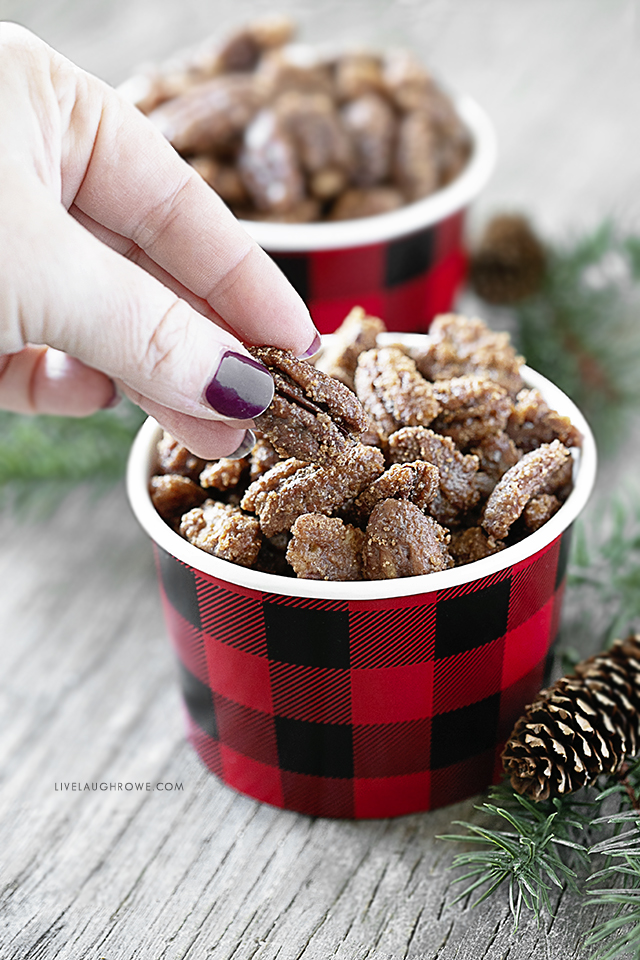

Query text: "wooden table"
[1, 1, 639, 957]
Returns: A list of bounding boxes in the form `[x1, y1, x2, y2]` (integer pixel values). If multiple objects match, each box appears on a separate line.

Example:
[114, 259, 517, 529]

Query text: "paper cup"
[127, 338, 596, 817]
[240, 96, 496, 334]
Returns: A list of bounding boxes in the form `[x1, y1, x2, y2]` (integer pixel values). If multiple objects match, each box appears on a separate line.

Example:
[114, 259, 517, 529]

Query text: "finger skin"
[0, 347, 114, 416]
[0, 24, 318, 458]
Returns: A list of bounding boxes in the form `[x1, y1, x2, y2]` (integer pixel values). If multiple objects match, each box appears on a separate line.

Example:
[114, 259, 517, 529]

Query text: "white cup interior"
[127, 333, 597, 601]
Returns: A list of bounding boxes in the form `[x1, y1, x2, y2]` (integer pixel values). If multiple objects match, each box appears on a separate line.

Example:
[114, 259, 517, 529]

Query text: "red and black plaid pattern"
[269, 210, 466, 335]
[155, 528, 571, 818]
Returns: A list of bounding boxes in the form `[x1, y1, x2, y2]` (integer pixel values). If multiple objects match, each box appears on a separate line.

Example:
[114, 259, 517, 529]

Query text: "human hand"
[0, 23, 319, 458]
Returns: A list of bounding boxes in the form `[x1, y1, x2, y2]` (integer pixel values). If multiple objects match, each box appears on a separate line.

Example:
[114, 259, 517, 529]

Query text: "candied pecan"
[148, 74, 262, 154]
[506, 388, 583, 452]
[335, 53, 386, 101]
[249, 346, 368, 463]
[414, 314, 525, 395]
[382, 49, 433, 112]
[482, 440, 573, 540]
[388, 426, 480, 512]
[179, 500, 261, 566]
[449, 527, 505, 566]
[341, 93, 396, 187]
[522, 494, 561, 533]
[249, 436, 281, 480]
[315, 305, 385, 390]
[353, 461, 439, 522]
[156, 432, 206, 480]
[256, 46, 335, 99]
[429, 376, 513, 448]
[199, 457, 247, 490]
[395, 109, 439, 201]
[471, 431, 521, 481]
[287, 515, 366, 580]
[149, 475, 207, 522]
[241, 444, 384, 536]
[238, 109, 304, 213]
[275, 90, 352, 175]
[241, 458, 308, 514]
[363, 499, 454, 579]
[354, 347, 441, 443]
[328, 186, 404, 220]
[216, 16, 294, 73]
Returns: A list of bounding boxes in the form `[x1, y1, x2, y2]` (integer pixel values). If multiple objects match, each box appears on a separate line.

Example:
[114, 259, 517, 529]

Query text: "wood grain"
[1, 1, 639, 957]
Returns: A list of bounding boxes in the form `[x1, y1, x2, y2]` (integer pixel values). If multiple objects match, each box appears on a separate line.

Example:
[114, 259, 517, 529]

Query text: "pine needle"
[0, 400, 146, 513]
[512, 222, 640, 454]
[438, 785, 587, 928]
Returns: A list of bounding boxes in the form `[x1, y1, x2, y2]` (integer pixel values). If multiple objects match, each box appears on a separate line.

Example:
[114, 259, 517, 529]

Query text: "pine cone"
[469, 214, 546, 305]
[502, 634, 640, 801]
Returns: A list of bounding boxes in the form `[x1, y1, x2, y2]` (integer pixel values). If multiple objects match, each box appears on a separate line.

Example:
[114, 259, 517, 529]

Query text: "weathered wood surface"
[1, 1, 639, 958]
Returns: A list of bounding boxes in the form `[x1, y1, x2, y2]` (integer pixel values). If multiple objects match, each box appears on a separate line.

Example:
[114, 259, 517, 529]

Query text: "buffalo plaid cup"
[239, 97, 496, 335]
[127, 340, 596, 818]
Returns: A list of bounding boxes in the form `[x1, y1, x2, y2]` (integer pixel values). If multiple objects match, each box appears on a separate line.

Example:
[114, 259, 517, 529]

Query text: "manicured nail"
[226, 429, 256, 460]
[204, 351, 274, 419]
[102, 383, 122, 409]
[297, 331, 322, 360]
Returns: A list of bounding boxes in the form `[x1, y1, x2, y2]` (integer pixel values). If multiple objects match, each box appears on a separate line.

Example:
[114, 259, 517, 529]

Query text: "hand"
[0, 23, 319, 458]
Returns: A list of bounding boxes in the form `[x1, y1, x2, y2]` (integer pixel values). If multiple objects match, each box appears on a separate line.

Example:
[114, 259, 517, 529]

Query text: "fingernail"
[102, 383, 122, 409]
[204, 351, 274, 419]
[226, 429, 256, 460]
[297, 331, 322, 360]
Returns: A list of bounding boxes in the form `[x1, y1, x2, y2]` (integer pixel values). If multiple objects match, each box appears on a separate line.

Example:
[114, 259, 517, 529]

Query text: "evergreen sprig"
[510, 222, 640, 453]
[0, 400, 146, 511]
[567, 489, 640, 647]
[438, 784, 589, 928]
[586, 810, 640, 959]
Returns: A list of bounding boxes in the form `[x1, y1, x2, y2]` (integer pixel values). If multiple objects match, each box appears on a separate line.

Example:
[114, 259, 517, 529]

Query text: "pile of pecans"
[149, 310, 583, 582]
[126, 16, 472, 222]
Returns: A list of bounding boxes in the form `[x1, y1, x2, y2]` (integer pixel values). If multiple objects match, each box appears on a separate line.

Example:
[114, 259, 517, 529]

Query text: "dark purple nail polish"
[298, 331, 322, 360]
[204, 350, 274, 419]
[226, 429, 256, 460]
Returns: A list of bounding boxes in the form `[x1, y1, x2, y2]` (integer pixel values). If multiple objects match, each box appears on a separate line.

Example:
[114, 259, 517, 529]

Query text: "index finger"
[58, 55, 318, 356]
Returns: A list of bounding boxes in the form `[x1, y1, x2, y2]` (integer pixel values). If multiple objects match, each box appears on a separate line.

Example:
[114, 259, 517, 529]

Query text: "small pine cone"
[469, 214, 546, 304]
[502, 634, 640, 801]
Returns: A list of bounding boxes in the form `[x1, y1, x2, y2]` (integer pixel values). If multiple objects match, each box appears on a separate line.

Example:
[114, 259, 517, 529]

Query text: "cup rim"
[126, 334, 597, 601]
[237, 95, 496, 252]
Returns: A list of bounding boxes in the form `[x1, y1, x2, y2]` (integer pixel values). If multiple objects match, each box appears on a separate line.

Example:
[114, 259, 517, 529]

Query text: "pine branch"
[512, 222, 640, 453]
[437, 784, 589, 928]
[586, 811, 640, 959]
[567, 488, 640, 648]
[0, 400, 146, 513]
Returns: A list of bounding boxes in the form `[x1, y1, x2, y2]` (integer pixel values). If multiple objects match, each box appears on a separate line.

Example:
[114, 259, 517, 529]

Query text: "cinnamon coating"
[353, 460, 439, 522]
[179, 500, 262, 566]
[241, 443, 385, 536]
[482, 440, 573, 540]
[315, 306, 385, 390]
[507, 388, 583, 452]
[354, 346, 441, 443]
[199, 457, 247, 490]
[414, 313, 525, 396]
[149, 312, 583, 581]
[249, 345, 369, 463]
[363, 499, 454, 579]
[430, 376, 513, 449]
[388, 426, 480, 512]
[149, 474, 207, 523]
[287, 514, 366, 581]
